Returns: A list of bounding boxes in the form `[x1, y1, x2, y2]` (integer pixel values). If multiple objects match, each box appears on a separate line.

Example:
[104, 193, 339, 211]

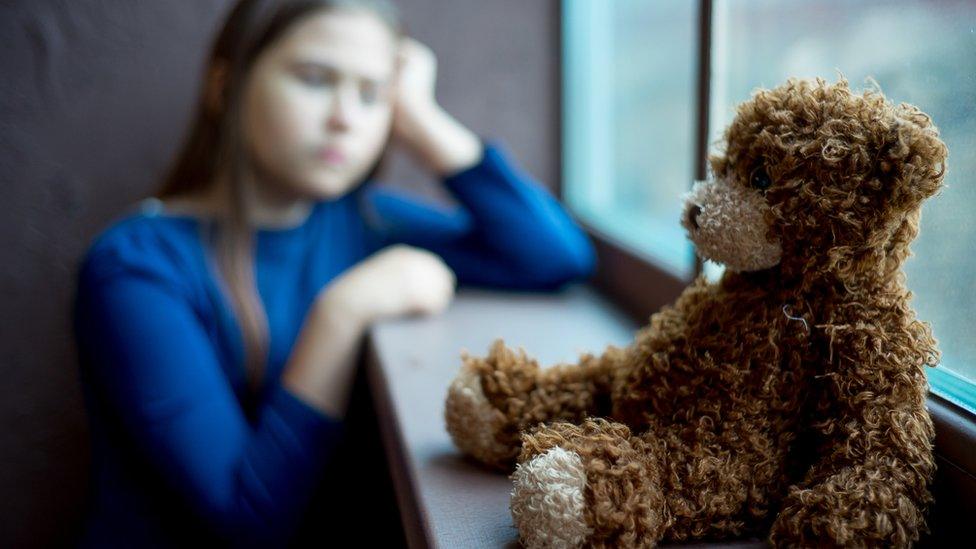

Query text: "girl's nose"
[326, 87, 356, 132]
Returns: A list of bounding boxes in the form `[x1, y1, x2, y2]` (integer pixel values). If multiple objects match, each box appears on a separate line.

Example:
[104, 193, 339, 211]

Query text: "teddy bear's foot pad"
[510, 446, 591, 549]
[445, 364, 514, 468]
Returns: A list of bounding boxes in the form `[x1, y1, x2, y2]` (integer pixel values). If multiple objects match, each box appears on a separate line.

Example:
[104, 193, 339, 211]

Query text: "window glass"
[562, 0, 698, 277]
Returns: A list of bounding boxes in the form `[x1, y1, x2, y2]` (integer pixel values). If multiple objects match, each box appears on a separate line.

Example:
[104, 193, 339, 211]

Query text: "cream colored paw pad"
[444, 365, 511, 466]
[510, 446, 591, 549]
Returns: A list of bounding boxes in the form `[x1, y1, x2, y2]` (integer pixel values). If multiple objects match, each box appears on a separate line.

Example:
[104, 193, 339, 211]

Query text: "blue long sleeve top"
[72, 141, 596, 548]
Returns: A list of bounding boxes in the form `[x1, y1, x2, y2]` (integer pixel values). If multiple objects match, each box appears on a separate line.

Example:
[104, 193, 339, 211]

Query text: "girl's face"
[241, 8, 397, 200]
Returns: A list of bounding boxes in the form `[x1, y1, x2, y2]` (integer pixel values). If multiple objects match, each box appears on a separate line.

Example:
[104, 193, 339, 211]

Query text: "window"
[562, 0, 698, 279]
[562, 0, 976, 413]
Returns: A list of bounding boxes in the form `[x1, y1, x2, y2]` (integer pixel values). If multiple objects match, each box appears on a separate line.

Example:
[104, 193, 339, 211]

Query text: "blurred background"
[0, 1, 559, 545]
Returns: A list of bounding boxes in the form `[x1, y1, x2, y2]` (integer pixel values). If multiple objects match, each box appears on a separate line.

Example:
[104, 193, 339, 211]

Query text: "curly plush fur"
[445, 77, 947, 547]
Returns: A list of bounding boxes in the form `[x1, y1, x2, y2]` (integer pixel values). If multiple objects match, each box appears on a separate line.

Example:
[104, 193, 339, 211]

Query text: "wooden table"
[365, 285, 764, 548]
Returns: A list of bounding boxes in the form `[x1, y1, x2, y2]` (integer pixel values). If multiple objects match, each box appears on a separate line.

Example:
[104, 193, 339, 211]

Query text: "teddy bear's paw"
[510, 446, 592, 549]
[444, 363, 518, 470]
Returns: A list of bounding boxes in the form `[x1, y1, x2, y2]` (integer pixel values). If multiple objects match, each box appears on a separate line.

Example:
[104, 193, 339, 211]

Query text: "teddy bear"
[444, 77, 948, 548]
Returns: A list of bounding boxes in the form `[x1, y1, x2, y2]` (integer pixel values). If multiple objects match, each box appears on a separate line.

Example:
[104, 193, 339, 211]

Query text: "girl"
[72, 0, 594, 546]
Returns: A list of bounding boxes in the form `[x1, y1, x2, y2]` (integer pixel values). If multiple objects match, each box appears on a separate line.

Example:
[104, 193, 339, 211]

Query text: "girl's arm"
[372, 39, 596, 289]
[74, 236, 455, 546]
[282, 244, 455, 416]
[75, 245, 343, 546]
[360, 142, 596, 289]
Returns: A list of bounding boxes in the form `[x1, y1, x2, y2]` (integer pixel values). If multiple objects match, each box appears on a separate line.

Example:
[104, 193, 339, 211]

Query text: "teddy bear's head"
[682, 77, 948, 283]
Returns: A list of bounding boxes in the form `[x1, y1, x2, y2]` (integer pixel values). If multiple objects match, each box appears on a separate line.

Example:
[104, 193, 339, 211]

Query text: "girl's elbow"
[557, 221, 596, 277]
[557, 232, 597, 280]
[571, 237, 597, 279]
[523, 237, 597, 289]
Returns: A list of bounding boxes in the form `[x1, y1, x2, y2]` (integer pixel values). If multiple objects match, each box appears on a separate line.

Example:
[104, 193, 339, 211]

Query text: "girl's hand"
[392, 38, 482, 176]
[393, 38, 439, 123]
[285, 245, 454, 418]
[315, 244, 457, 329]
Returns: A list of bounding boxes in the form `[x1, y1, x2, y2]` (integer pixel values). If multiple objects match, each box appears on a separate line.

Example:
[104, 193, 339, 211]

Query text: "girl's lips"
[316, 147, 347, 165]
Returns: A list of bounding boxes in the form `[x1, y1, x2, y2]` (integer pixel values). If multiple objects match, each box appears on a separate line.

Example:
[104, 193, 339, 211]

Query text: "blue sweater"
[72, 141, 595, 547]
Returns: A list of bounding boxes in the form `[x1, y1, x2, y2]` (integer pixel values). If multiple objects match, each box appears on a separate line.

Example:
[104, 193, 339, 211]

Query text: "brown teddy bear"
[444, 77, 948, 548]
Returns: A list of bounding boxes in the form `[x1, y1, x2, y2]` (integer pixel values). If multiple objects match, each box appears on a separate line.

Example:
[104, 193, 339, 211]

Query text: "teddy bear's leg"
[510, 417, 669, 548]
[649, 427, 776, 543]
[769, 461, 929, 548]
[767, 404, 935, 547]
[767, 323, 937, 548]
[445, 339, 627, 471]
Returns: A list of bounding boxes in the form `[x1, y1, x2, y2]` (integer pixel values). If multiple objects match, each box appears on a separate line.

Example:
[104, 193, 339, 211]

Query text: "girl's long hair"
[154, 0, 402, 400]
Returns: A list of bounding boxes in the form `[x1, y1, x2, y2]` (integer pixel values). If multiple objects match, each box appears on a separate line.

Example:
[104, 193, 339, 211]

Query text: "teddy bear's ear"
[876, 104, 948, 212]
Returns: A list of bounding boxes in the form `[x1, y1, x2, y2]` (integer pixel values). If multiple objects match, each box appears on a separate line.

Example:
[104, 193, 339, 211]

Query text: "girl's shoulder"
[77, 198, 206, 294]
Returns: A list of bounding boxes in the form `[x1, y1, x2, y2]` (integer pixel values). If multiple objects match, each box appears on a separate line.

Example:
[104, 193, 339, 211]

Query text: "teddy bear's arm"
[768, 334, 937, 547]
[445, 339, 628, 471]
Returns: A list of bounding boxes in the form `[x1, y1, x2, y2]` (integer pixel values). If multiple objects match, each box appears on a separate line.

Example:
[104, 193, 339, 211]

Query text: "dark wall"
[0, 1, 559, 546]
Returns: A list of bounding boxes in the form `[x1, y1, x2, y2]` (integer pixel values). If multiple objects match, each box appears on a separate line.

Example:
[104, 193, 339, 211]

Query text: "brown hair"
[155, 0, 402, 399]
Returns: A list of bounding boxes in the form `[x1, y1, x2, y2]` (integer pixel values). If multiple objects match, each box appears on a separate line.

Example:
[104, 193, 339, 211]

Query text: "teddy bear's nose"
[687, 204, 702, 230]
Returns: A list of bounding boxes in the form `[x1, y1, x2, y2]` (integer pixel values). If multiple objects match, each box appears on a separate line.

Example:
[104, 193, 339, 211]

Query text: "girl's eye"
[297, 68, 338, 88]
[750, 167, 772, 191]
[359, 82, 387, 105]
[360, 83, 383, 105]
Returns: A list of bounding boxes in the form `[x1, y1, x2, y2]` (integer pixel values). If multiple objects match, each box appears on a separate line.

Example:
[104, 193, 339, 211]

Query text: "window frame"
[557, 0, 976, 418]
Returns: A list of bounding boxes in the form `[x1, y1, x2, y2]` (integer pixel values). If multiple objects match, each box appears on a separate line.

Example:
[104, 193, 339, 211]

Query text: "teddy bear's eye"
[750, 168, 772, 191]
